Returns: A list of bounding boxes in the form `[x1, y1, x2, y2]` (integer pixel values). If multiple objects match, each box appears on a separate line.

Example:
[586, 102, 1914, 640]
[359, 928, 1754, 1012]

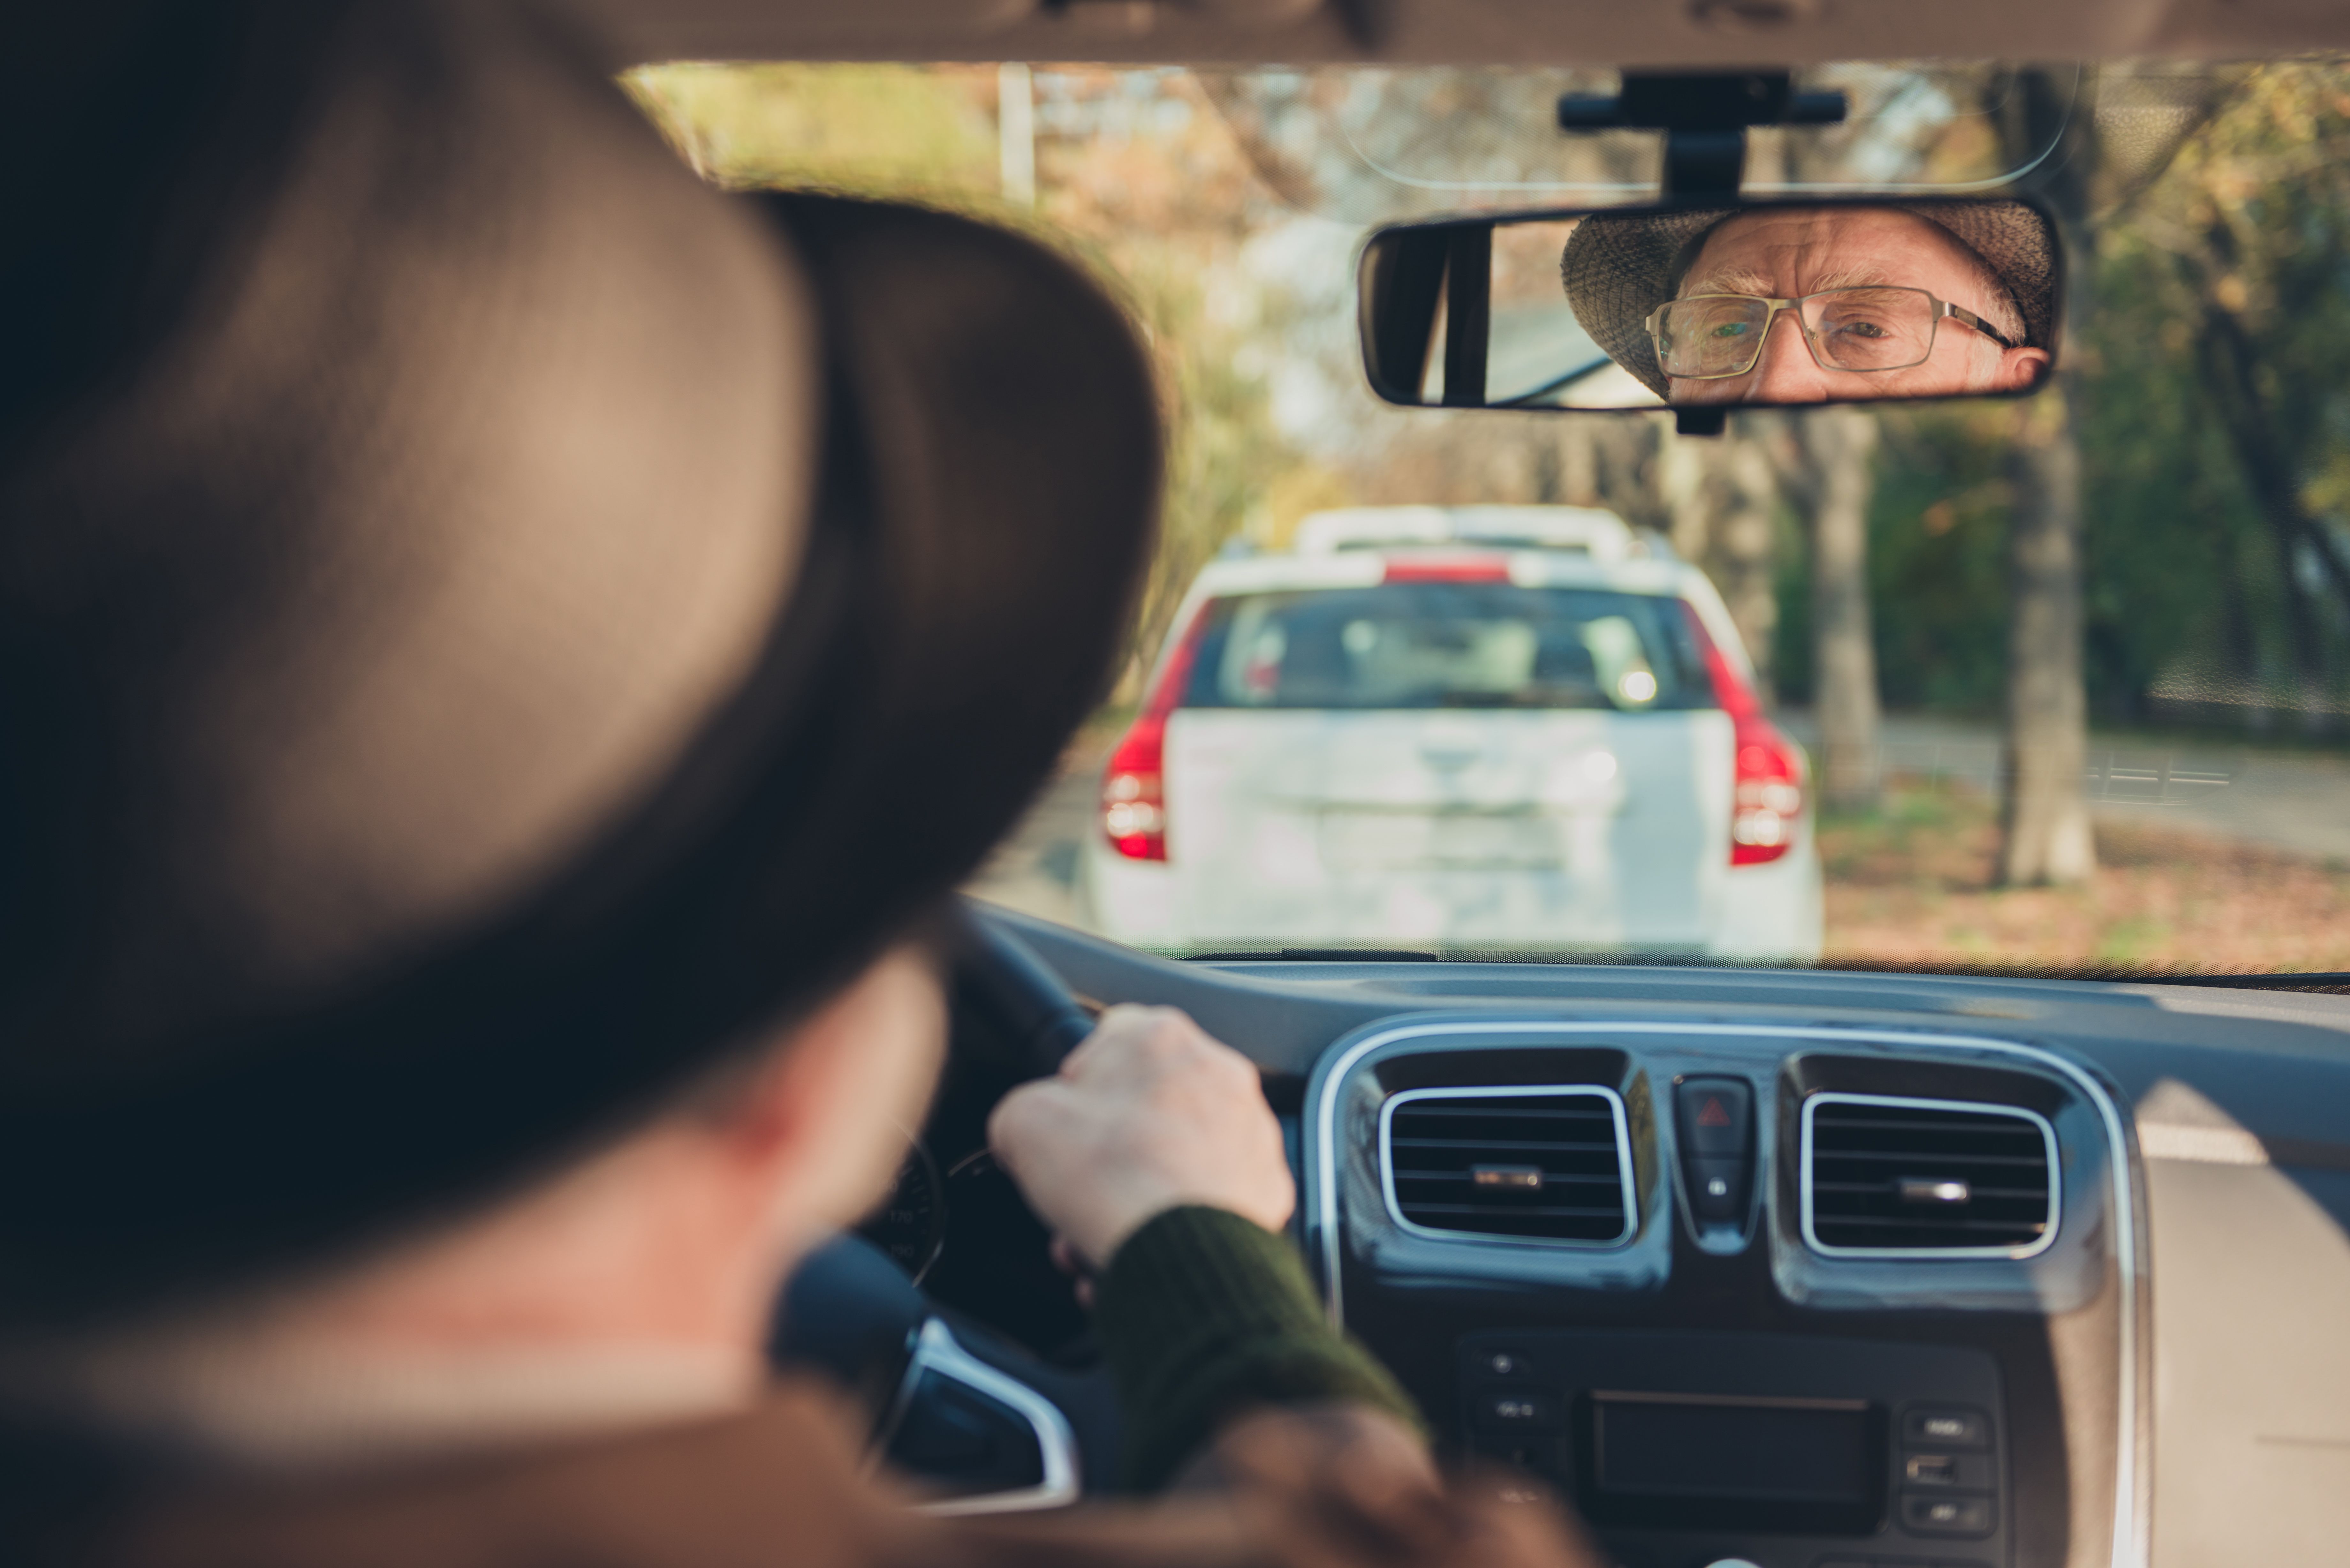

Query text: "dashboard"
[831, 907, 2350, 1568]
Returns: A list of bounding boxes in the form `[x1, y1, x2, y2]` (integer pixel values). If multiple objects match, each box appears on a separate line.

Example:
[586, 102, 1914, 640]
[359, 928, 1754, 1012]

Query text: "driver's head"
[0, 0, 1158, 1351]
[1664, 206, 2050, 405]
[1560, 198, 2058, 406]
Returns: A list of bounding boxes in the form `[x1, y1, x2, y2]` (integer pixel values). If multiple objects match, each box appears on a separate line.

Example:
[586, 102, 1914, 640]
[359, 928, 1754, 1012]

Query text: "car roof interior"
[582, 0, 2350, 68]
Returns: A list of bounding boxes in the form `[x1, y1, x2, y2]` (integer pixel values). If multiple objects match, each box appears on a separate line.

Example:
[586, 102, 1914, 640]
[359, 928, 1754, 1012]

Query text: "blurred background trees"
[627, 55, 2350, 765]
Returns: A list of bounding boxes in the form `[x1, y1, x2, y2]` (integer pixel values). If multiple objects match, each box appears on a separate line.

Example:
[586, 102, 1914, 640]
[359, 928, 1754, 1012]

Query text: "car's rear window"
[1178, 582, 1716, 712]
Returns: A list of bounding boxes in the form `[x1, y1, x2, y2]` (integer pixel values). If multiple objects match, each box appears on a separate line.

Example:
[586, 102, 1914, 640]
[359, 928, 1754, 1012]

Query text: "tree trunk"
[1717, 439, 1782, 704]
[1997, 69, 2097, 886]
[1665, 433, 1782, 704]
[1806, 408, 1883, 810]
[2001, 389, 2097, 884]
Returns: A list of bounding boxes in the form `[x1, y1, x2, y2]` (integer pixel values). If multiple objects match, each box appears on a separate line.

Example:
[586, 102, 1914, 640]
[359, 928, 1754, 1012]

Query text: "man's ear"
[701, 946, 948, 1225]
[2000, 345, 2054, 392]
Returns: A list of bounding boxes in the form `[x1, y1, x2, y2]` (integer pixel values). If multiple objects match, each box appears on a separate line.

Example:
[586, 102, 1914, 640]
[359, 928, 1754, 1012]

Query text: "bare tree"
[1997, 70, 2098, 885]
[1800, 408, 1884, 809]
[1761, 118, 1887, 812]
[1660, 432, 1782, 701]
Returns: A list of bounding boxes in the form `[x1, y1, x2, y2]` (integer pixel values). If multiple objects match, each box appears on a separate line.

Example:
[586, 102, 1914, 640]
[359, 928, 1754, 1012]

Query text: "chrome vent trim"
[1800, 1091, 2060, 1259]
[1377, 1085, 1636, 1247]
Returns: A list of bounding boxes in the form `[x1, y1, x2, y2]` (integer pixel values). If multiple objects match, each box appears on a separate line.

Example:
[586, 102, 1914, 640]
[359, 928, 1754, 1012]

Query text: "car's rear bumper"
[1081, 834, 1823, 961]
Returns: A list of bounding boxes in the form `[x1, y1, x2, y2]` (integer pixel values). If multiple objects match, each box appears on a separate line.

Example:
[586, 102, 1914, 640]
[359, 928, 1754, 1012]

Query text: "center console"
[1301, 1014, 2141, 1568]
[1462, 1330, 2007, 1567]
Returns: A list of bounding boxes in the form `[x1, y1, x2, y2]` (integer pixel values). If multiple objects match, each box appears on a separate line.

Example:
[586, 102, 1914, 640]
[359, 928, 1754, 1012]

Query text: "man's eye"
[1830, 319, 1891, 339]
[1709, 322, 1750, 340]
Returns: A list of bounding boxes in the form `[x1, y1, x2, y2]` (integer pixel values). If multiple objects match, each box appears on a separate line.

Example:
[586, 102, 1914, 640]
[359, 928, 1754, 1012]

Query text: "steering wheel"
[768, 899, 1122, 1506]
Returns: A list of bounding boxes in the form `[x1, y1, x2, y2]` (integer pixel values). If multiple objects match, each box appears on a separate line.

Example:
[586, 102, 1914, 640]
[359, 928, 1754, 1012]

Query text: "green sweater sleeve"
[1091, 1204, 1425, 1491]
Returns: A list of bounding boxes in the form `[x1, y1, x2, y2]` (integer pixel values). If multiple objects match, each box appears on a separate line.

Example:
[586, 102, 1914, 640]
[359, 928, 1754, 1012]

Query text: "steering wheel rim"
[946, 897, 1097, 1082]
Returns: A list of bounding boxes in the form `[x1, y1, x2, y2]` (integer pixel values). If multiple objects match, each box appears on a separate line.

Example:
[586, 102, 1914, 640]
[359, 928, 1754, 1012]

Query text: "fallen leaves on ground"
[1821, 781, 2350, 973]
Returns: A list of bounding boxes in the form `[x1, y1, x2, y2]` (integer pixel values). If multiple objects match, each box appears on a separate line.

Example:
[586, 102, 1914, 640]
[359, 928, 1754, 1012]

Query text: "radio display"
[1576, 1393, 1886, 1535]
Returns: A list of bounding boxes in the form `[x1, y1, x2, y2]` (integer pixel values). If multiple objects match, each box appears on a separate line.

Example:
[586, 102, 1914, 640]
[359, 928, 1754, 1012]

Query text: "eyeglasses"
[1645, 287, 2020, 380]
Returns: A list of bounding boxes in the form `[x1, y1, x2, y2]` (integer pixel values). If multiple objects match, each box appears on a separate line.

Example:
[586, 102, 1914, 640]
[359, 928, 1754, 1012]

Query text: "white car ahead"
[1083, 505, 1823, 960]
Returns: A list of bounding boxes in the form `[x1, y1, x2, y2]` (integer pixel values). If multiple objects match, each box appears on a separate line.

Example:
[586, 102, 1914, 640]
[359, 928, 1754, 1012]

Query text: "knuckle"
[987, 1084, 1048, 1144]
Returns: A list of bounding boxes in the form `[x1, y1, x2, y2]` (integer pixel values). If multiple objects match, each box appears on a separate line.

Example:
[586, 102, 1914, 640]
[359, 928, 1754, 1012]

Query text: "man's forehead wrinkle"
[1808, 265, 1898, 292]
[1679, 264, 1778, 299]
[1678, 263, 1898, 300]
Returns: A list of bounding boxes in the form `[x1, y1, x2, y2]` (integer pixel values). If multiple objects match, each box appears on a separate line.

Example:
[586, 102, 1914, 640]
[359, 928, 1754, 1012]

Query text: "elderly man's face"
[1664, 207, 2051, 406]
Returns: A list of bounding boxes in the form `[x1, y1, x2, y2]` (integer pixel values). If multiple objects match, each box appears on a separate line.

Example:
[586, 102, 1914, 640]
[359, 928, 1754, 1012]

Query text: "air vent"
[1380, 1087, 1635, 1245]
[1802, 1093, 2060, 1257]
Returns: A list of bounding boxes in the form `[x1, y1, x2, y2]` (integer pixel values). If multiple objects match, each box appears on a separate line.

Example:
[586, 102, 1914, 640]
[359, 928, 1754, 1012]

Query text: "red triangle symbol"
[1697, 1096, 1732, 1127]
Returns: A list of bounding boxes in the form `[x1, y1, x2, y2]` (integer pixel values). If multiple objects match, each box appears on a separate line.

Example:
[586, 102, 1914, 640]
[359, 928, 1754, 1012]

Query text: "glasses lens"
[1654, 296, 1772, 378]
[1802, 287, 1937, 371]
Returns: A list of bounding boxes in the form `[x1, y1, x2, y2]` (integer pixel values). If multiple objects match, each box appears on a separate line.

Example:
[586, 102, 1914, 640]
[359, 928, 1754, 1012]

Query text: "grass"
[1819, 779, 2350, 974]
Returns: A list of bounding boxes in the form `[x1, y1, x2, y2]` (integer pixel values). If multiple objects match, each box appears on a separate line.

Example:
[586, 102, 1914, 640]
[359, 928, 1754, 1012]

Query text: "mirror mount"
[1556, 73, 1850, 434]
[1557, 72, 1847, 199]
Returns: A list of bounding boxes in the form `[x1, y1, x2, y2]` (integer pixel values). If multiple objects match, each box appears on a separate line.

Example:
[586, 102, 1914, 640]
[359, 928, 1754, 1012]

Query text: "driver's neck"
[0, 1124, 813, 1474]
[7, 1333, 764, 1475]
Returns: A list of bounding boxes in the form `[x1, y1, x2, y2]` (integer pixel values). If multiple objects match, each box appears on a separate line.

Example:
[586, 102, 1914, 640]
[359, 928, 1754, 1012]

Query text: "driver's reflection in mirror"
[1562, 201, 2056, 406]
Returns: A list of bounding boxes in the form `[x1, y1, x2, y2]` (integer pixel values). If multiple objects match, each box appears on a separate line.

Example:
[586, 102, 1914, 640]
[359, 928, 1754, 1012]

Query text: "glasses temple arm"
[1944, 299, 2020, 351]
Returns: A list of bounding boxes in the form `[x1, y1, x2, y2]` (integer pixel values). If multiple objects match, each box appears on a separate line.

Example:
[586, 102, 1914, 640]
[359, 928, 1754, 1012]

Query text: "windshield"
[629, 61, 2350, 978]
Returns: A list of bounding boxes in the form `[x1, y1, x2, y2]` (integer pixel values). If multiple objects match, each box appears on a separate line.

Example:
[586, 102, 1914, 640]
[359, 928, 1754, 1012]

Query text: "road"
[1774, 712, 2350, 863]
[967, 713, 2350, 928]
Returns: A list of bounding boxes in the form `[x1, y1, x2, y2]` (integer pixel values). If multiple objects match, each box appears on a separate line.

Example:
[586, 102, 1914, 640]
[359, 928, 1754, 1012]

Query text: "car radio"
[1459, 1330, 2009, 1568]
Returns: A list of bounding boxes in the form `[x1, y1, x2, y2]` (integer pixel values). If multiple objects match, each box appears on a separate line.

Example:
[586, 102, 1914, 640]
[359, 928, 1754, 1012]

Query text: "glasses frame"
[1644, 286, 2021, 381]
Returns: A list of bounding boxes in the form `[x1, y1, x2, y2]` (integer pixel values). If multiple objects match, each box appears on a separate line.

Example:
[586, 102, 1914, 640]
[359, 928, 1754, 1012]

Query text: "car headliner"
[579, 0, 2350, 70]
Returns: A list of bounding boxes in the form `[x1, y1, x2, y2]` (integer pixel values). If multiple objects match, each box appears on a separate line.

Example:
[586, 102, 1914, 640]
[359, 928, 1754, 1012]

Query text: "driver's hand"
[988, 1005, 1294, 1271]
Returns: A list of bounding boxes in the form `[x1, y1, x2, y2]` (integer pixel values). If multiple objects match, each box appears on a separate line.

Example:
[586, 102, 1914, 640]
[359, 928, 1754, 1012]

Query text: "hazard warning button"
[1673, 1078, 1753, 1159]
[1674, 1077, 1754, 1225]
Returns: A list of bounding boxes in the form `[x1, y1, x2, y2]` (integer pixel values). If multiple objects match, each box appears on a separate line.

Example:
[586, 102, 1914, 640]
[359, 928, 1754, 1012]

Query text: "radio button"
[1475, 1392, 1554, 1428]
[1902, 1492, 1995, 1536]
[1469, 1433, 1560, 1479]
[1903, 1451, 1993, 1489]
[1902, 1406, 1991, 1449]
[1476, 1349, 1532, 1378]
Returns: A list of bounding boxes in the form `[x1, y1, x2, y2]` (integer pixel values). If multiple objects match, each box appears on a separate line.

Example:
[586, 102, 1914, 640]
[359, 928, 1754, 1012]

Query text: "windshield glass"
[629, 60, 2350, 978]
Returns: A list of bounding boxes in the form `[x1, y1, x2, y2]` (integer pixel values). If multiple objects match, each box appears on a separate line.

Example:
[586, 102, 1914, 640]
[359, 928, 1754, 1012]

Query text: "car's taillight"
[1682, 603, 1805, 867]
[1731, 731, 1805, 865]
[1102, 604, 1211, 862]
[1102, 716, 1169, 861]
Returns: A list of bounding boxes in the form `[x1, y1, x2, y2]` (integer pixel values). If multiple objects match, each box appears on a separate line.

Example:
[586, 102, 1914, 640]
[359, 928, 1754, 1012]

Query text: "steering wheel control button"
[1903, 1450, 1993, 1489]
[1901, 1491, 1995, 1536]
[1475, 1391, 1554, 1428]
[1478, 1348, 1533, 1377]
[1902, 1405, 1991, 1449]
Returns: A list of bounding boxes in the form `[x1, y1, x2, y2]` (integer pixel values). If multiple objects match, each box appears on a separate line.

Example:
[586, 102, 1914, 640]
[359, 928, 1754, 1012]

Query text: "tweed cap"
[1560, 199, 2059, 398]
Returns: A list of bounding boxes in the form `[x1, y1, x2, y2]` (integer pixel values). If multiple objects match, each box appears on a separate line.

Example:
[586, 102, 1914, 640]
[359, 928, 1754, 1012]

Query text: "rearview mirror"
[1358, 197, 2059, 419]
